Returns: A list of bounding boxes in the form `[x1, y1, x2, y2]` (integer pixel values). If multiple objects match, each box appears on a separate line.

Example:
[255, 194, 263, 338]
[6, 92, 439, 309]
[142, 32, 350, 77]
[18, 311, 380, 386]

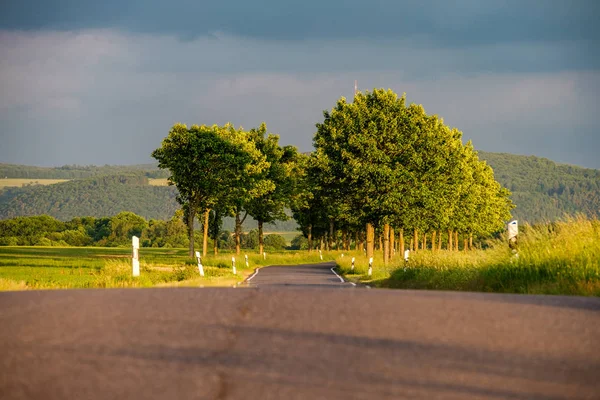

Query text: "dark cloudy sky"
[1, 0, 599, 168]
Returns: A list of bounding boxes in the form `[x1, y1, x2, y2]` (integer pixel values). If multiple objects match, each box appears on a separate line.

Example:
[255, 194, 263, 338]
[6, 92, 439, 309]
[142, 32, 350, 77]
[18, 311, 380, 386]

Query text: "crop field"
[0, 246, 331, 291]
[0, 179, 69, 189]
[148, 178, 169, 186]
[338, 217, 600, 296]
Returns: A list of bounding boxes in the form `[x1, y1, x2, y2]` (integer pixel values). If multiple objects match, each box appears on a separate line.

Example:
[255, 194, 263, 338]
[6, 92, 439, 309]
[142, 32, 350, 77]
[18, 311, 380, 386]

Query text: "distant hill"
[0, 172, 298, 232]
[0, 174, 180, 221]
[478, 152, 600, 223]
[1, 153, 599, 224]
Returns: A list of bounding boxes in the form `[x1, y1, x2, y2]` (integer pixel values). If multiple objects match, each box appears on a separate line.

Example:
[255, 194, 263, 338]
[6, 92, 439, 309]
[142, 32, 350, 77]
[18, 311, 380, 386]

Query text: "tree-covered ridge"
[0, 174, 180, 221]
[0, 163, 168, 179]
[478, 152, 600, 222]
[0, 173, 299, 232]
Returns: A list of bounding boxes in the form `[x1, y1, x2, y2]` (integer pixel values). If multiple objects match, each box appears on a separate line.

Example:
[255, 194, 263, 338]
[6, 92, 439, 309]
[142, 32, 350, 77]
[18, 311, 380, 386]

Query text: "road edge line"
[238, 267, 260, 286]
[330, 266, 356, 286]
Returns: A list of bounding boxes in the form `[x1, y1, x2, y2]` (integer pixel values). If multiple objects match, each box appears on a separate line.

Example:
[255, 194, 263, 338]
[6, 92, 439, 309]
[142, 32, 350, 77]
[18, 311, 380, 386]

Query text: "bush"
[35, 237, 52, 246]
[0, 237, 18, 246]
[264, 234, 287, 250]
[290, 234, 308, 250]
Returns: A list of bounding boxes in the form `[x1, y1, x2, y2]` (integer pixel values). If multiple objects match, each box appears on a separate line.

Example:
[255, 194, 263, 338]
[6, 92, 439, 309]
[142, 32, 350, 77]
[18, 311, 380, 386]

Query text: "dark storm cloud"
[0, 1, 599, 169]
[2, 0, 599, 46]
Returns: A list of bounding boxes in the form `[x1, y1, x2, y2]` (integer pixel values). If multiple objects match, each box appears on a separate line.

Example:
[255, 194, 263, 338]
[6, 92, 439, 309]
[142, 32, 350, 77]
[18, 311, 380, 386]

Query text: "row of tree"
[153, 123, 299, 257]
[291, 89, 514, 263]
[0, 212, 290, 250]
[153, 89, 514, 262]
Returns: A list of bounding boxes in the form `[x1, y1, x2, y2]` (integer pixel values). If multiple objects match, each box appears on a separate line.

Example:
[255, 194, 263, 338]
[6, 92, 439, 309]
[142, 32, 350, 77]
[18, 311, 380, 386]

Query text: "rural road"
[1, 262, 599, 400]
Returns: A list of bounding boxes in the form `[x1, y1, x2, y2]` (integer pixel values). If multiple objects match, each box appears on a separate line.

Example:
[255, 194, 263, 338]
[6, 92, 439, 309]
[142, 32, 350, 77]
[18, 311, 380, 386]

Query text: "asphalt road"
[1, 262, 599, 400]
[245, 261, 355, 288]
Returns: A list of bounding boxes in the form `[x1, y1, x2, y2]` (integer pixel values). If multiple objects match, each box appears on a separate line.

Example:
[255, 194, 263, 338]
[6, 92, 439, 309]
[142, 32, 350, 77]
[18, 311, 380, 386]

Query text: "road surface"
[245, 261, 355, 288]
[1, 262, 599, 399]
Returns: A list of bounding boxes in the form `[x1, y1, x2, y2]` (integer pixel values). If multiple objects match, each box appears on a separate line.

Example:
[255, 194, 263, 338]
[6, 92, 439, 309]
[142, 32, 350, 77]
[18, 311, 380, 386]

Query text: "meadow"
[1, 217, 599, 295]
[0, 246, 331, 291]
[337, 216, 600, 296]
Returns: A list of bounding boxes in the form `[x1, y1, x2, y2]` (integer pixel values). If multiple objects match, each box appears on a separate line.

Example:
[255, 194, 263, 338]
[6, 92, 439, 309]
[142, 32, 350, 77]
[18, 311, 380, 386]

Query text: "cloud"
[1, 0, 599, 47]
[0, 29, 598, 169]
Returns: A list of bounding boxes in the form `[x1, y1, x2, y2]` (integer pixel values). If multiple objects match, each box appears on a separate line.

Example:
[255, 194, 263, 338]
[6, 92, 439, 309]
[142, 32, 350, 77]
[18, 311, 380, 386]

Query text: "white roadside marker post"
[195, 251, 204, 277]
[132, 236, 140, 277]
[404, 249, 410, 271]
[319, 250, 323, 260]
[368, 257, 373, 277]
[351, 257, 355, 271]
[341, 253, 344, 258]
[232, 256, 236, 275]
[263, 252, 266, 260]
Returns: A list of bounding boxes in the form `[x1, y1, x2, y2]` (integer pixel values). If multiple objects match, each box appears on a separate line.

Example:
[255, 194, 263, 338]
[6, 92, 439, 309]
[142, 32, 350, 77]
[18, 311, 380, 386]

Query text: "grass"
[0, 178, 69, 189]
[0, 246, 333, 291]
[336, 216, 600, 296]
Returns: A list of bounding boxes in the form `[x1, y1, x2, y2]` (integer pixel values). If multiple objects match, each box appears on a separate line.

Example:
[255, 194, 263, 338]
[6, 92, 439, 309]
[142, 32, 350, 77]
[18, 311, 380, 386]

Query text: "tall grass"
[337, 216, 600, 296]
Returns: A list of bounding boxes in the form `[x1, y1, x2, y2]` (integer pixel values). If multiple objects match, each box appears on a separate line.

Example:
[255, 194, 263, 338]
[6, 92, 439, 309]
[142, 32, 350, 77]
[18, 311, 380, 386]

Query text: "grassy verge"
[336, 217, 600, 296]
[0, 247, 333, 291]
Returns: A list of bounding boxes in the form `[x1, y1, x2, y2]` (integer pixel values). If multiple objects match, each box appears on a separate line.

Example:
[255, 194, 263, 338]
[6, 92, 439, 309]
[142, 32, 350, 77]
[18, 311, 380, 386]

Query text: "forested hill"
[1, 152, 599, 224]
[0, 173, 299, 231]
[478, 152, 600, 222]
[0, 174, 180, 221]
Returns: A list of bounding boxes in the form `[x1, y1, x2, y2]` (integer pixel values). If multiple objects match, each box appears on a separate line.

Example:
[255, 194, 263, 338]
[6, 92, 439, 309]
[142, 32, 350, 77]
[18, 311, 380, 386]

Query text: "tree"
[152, 123, 268, 257]
[245, 123, 299, 255]
[107, 211, 148, 246]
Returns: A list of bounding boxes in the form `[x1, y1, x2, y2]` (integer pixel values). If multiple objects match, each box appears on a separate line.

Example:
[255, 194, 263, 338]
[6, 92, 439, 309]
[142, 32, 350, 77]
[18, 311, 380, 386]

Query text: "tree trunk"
[455, 231, 459, 251]
[463, 238, 468, 252]
[308, 224, 312, 252]
[383, 224, 390, 266]
[409, 238, 413, 253]
[258, 220, 264, 255]
[400, 229, 404, 259]
[329, 220, 334, 250]
[320, 236, 324, 251]
[213, 212, 218, 256]
[188, 208, 196, 258]
[438, 230, 442, 251]
[389, 227, 395, 259]
[423, 233, 427, 250]
[469, 233, 473, 251]
[431, 231, 437, 252]
[324, 233, 329, 251]
[366, 223, 374, 259]
[235, 213, 242, 255]
[414, 229, 418, 252]
[354, 231, 359, 251]
[202, 209, 209, 257]
[448, 229, 453, 251]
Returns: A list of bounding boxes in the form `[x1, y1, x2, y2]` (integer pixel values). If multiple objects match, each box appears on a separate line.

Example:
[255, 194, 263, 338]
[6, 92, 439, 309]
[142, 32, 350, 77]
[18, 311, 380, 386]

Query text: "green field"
[0, 246, 331, 290]
[0, 178, 69, 189]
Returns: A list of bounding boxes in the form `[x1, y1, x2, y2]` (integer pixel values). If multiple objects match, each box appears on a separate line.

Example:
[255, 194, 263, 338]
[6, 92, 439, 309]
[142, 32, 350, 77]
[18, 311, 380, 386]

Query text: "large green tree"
[245, 123, 300, 255]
